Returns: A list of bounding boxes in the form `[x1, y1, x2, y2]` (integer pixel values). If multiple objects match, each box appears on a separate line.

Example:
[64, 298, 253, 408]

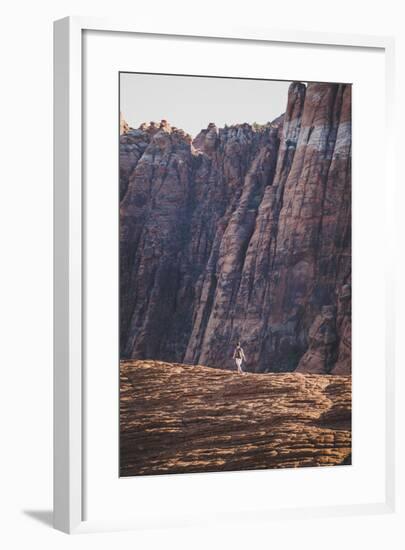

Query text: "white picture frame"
[54, 16, 398, 535]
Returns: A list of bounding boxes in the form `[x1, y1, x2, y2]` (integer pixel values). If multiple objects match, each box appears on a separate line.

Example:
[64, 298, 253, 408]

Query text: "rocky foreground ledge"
[120, 360, 351, 476]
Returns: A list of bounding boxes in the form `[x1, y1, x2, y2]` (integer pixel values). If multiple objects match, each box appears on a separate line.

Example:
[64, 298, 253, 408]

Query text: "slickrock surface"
[120, 82, 351, 374]
[120, 360, 351, 476]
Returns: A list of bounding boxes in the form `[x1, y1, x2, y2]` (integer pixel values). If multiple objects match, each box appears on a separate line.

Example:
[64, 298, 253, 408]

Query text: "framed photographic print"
[118, 72, 352, 477]
[54, 17, 398, 535]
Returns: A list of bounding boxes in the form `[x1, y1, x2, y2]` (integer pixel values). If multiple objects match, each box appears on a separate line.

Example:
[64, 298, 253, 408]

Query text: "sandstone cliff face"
[120, 360, 351, 476]
[120, 112, 130, 135]
[120, 82, 351, 374]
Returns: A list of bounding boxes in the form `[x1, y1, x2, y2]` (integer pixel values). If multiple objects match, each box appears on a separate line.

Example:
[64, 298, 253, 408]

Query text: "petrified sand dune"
[120, 360, 351, 476]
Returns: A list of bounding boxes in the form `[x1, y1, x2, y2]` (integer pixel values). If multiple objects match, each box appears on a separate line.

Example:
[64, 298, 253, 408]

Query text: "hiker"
[233, 341, 246, 374]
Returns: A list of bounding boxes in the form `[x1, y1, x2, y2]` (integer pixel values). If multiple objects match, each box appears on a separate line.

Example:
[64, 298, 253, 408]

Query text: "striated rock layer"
[120, 360, 351, 476]
[120, 82, 351, 374]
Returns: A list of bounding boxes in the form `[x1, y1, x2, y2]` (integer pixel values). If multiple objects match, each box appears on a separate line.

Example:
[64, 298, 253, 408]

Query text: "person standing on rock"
[233, 342, 246, 374]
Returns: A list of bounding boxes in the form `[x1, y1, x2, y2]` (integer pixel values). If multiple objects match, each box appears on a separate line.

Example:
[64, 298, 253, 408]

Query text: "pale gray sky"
[120, 73, 291, 138]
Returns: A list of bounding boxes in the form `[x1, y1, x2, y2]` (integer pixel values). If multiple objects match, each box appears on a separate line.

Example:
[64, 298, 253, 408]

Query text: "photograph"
[119, 72, 352, 477]
[2, 0, 400, 543]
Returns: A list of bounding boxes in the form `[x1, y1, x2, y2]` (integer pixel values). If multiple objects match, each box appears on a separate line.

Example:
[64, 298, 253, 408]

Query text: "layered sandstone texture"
[120, 82, 351, 374]
[120, 360, 352, 476]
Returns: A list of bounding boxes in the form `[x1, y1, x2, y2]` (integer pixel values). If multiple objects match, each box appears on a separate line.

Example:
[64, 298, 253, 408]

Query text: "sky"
[120, 73, 291, 138]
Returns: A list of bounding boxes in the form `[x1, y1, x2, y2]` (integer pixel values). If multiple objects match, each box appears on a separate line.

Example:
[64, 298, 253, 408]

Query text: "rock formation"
[120, 82, 351, 374]
[120, 360, 352, 476]
[119, 112, 129, 135]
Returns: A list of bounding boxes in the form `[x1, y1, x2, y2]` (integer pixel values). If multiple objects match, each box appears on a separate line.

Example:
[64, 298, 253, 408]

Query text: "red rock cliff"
[120, 82, 351, 374]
